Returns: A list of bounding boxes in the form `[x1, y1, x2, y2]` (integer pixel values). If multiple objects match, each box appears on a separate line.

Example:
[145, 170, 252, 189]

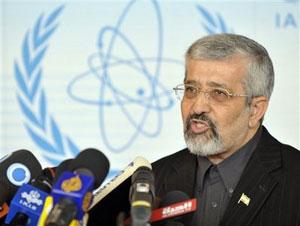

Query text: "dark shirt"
[193, 127, 262, 226]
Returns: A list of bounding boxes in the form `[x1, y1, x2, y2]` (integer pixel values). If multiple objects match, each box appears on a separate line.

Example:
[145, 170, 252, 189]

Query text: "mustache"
[187, 113, 215, 128]
[185, 113, 218, 137]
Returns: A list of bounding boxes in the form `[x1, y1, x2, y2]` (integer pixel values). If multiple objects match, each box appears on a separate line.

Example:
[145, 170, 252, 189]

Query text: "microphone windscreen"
[159, 191, 189, 207]
[0, 149, 42, 203]
[53, 158, 73, 182]
[131, 166, 154, 183]
[165, 221, 184, 226]
[69, 148, 110, 188]
[153, 191, 194, 226]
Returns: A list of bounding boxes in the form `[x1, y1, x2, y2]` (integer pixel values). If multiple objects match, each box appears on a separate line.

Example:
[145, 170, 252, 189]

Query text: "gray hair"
[185, 34, 274, 103]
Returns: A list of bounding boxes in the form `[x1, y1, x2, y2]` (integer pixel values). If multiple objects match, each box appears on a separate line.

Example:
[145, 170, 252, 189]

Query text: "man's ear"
[248, 96, 269, 128]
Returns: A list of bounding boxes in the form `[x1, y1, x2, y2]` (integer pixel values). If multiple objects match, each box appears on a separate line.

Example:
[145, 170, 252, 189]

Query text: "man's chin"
[188, 148, 223, 157]
[185, 137, 224, 157]
[185, 131, 211, 144]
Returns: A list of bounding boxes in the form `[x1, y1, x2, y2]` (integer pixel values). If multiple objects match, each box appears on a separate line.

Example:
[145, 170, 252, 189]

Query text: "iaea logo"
[14, 1, 233, 165]
[14, 1, 179, 164]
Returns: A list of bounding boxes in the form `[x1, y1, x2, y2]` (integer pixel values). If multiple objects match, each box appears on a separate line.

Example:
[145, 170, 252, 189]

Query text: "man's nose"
[190, 91, 211, 114]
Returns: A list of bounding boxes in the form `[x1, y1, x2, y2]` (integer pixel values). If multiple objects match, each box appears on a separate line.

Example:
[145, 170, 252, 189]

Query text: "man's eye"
[185, 86, 196, 92]
[213, 89, 228, 96]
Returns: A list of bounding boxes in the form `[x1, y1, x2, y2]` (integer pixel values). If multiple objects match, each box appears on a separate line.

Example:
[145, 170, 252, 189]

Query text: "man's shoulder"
[151, 148, 197, 173]
[152, 148, 189, 165]
[151, 148, 197, 198]
[261, 126, 300, 159]
[260, 126, 300, 174]
[280, 143, 300, 171]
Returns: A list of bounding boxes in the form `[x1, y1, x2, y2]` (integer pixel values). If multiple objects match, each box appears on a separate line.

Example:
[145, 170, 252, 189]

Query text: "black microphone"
[0, 150, 42, 204]
[129, 166, 155, 226]
[4, 157, 75, 226]
[164, 221, 184, 226]
[4, 163, 69, 226]
[45, 148, 110, 226]
[0, 150, 42, 224]
[87, 156, 152, 226]
[151, 191, 197, 226]
[68, 148, 109, 188]
[52, 159, 73, 184]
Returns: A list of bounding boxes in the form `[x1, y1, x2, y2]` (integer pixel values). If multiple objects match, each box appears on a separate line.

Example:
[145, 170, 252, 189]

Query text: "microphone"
[45, 148, 110, 226]
[52, 159, 73, 184]
[164, 222, 184, 226]
[87, 157, 152, 226]
[37, 159, 74, 226]
[0, 150, 42, 204]
[4, 167, 55, 226]
[0, 149, 42, 223]
[151, 191, 197, 226]
[4, 158, 73, 226]
[129, 166, 155, 226]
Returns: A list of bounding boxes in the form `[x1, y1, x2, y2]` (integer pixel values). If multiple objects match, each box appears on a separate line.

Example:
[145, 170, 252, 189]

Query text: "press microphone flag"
[151, 191, 197, 226]
[5, 183, 49, 226]
[4, 158, 75, 226]
[37, 159, 74, 226]
[4, 167, 55, 226]
[45, 148, 110, 226]
[150, 198, 197, 223]
[123, 191, 196, 226]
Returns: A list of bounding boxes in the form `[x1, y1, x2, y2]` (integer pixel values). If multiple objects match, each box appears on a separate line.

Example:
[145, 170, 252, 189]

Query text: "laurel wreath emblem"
[14, 5, 80, 165]
[196, 4, 233, 34]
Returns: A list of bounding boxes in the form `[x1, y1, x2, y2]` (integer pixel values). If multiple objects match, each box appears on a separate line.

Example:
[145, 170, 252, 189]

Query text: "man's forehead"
[184, 79, 231, 90]
[184, 57, 248, 87]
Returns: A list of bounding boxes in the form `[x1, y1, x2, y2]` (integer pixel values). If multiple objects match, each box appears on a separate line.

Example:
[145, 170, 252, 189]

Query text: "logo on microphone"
[61, 175, 82, 192]
[20, 190, 43, 210]
[7, 163, 31, 186]
[162, 200, 193, 218]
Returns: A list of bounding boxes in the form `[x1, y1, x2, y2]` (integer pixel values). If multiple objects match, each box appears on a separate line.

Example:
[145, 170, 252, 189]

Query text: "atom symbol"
[67, 0, 183, 153]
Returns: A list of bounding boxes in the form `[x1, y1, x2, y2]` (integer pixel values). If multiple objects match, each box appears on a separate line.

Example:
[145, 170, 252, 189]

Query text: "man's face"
[182, 57, 255, 158]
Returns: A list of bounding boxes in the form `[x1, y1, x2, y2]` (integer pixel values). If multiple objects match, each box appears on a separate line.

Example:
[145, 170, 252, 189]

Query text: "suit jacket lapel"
[220, 127, 282, 226]
[163, 149, 197, 198]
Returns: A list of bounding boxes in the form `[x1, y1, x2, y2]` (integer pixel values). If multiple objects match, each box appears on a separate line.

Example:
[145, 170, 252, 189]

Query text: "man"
[152, 34, 300, 226]
[88, 34, 300, 226]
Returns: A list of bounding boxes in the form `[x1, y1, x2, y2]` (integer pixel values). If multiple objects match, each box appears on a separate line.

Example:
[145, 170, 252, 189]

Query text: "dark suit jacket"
[88, 127, 300, 225]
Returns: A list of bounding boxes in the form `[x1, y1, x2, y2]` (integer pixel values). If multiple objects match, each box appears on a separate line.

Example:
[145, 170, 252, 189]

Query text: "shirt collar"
[197, 126, 262, 193]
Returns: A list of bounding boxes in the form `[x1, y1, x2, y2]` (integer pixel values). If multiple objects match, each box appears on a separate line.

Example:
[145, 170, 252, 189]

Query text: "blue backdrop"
[1, 0, 299, 176]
